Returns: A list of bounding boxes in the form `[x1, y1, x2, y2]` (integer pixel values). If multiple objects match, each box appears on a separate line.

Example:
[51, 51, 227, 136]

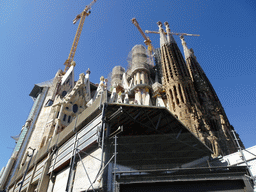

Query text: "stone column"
[141, 89, 145, 105]
[133, 74, 137, 85]
[134, 88, 141, 105]
[177, 83, 184, 104]
[141, 71, 145, 84]
[169, 87, 176, 112]
[144, 88, 151, 106]
[53, 104, 64, 136]
[136, 72, 140, 85]
[180, 85, 187, 103]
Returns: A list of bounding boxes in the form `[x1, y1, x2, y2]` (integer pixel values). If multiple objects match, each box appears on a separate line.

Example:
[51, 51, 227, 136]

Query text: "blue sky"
[0, 0, 256, 169]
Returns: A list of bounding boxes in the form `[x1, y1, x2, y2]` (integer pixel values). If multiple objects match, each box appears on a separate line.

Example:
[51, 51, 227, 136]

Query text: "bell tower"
[158, 21, 200, 133]
[180, 35, 242, 154]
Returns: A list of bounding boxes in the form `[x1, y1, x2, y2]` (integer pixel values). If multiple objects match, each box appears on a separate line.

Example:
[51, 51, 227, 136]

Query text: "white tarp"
[61, 65, 74, 87]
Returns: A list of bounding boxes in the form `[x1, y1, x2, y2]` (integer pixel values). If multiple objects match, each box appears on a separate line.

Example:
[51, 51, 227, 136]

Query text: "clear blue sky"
[0, 0, 256, 169]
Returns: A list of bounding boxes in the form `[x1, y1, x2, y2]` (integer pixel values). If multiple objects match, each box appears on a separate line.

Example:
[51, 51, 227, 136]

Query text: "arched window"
[173, 86, 179, 105]
[73, 104, 78, 113]
[62, 91, 67, 97]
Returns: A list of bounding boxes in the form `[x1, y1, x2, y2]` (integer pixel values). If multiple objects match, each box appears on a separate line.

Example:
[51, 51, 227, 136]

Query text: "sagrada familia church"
[0, 12, 254, 192]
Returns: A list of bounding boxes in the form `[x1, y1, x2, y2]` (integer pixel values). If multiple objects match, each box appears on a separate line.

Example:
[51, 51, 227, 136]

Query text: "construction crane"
[63, 0, 97, 73]
[131, 18, 154, 66]
[145, 30, 200, 37]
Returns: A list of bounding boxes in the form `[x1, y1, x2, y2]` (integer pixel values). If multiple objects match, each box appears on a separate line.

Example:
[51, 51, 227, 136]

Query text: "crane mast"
[63, 0, 97, 73]
[131, 18, 154, 60]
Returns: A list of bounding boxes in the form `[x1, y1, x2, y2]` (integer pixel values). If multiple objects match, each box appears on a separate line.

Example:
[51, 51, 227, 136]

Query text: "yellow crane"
[63, 0, 97, 73]
[131, 18, 154, 66]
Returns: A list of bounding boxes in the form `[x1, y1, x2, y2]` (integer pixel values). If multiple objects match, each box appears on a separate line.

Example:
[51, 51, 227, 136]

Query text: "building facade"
[0, 21, 252, 192]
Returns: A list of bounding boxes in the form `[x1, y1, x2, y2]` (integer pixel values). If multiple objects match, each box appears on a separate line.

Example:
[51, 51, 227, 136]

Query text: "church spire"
[157, 21, 167, 46]
[157, 21, 199, 133]
[157, 21, 190, 79]
[164, 21, 176, 44]
[180, 36, 240, 154]
[180, 35, 193, 60]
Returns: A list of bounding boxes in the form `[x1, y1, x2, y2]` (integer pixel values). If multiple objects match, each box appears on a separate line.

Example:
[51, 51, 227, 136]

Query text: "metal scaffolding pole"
[113, 135, 118, 192]
[18, 147, 35, 192]
[86, 102, 107, 191]
[65, 116, 79, 192]
[77, 152, 95, 192]
[232, 130, 255, 184]
[66, 135, 78, 191]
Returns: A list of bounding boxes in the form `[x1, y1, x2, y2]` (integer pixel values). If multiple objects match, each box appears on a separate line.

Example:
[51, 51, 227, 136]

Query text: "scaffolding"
[6, 89, 255, 192]
[127, 45, 152, 76]
[232, 130, 256, 186]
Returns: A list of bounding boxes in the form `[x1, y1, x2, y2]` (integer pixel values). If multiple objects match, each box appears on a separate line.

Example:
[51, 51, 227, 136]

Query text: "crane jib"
[64, 0, 96, 73]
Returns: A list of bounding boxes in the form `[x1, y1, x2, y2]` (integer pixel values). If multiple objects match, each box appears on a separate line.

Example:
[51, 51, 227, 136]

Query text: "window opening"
[45, 99, 53, 107]
[73, 104, 78, 113]
[173, 86, 179, 105]
[62, 91, 67, 97]
[63, 114, 67, 121]
[178, 84, 184, 103]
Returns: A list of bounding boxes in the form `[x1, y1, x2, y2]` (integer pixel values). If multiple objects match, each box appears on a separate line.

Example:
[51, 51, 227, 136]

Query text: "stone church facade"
[0, 21, 246, 192]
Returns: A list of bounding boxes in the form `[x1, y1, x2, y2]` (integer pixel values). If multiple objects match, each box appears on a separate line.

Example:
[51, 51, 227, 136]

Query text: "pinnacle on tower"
[180, 35, 193, 60]
[157, 21, 168, 46]
[157, 21, 190, 79]
[164, 21, 176, 44]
